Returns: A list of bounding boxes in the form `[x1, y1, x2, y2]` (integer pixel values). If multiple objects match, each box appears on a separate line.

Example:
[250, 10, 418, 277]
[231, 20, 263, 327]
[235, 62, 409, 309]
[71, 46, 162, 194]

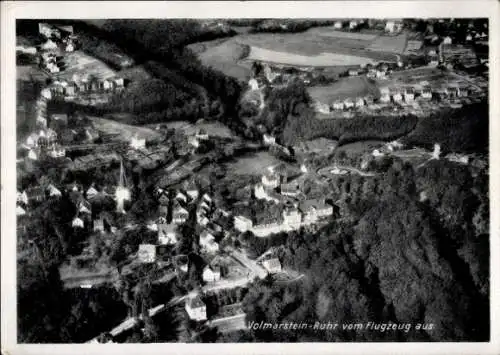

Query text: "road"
[209, 313, 247, 333]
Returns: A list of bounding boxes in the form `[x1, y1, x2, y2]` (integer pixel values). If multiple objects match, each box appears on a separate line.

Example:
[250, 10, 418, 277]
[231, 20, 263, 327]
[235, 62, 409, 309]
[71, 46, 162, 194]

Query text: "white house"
[86, 186, 99, 200]
[385, 20, 396, 33]
[185, 296, 207, 321]
[333, 21, 343, 29]
[343, 98, 354, 109]
[348, 69, 359, 76]
[138, 244, 156, 263]
[443, 36, 452, 45]
[17, 191, 29, 205]
[355, 97, 365, 107]
[248, 78, 259, 91]
[280, 182, 300, 197]
[27, 149, 38, 161]
[421, 88, 433, 100]
[202, 265, 221, 283]
[261, 172, 279, 188]
[195, 129, 209, 141]
[130, 136, 146, 149]
[234, 215, 253, 232]
[200, 230, 219, 254]
[188, 136, 200, 148]
[332, 101, 344, 110]
[42, 39, 58, 50]
[175, 191, 188, 203]
[16, 206, 27, 216]
[47, 184, 62, 197]
[404, 88, 415, 102]
[158, 224, 179, 245]
[263, 134, 276, 146]
[41, 88, 52, 100]
[172, 206, 189, 224]
[392, 90, 403, 103]
[47, 146, 66, 158]
[65, 42, 75, 52]
[283, 207, 302, 227]
[349, 20, 358, 29]
[72, 216, 84, 228]
[262, 258, 282, 273]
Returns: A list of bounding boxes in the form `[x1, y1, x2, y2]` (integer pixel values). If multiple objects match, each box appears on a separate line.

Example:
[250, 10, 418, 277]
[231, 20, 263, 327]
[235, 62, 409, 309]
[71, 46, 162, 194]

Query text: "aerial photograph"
[15, 18, 489, 343]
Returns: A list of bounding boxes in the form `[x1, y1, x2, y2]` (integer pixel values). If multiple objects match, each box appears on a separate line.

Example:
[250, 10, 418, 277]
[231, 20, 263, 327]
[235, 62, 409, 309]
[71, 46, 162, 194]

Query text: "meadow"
[308, 76, 380, 103]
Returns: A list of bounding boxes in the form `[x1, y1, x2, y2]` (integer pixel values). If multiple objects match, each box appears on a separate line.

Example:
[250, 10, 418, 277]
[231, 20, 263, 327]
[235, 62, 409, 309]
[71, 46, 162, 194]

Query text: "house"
[333, 20, 343, 29]
[263, 134, 276, 146]
[404, 88, 415, 102]
[27, 149, 38, 161]
[282, 207, 302, 227]
[158, 224, 179, 245]
[130, 135, 146, 149]
[355, 97, 365, 107]
[379, 89, 391, 103]
[314, 101, 330, 114]
[365, 95, 375, 105]
[175, 255, 189, 273]
[200, 230, 219, 254]
[280, 182, 300, 197]
[202, 265, 221, 283]
[42, 39, 58, 51]
[41, 88, 52, 100]
[234, 215, 253, 232]
[248, 78, 259, 91]
[299, 199, 333, 224]
[198, 215, 210, 227]
[188, 136, 200, 148]
[332, 100, 344, 110]
[375, 70, 386, 79]
[138, 244, 156, 263]
[262, 258, 282, 273]
[94, 218, 105, 233]
[113, 78, 125, 89]
[102, 79, 113, 91]
[185, 296, 207, 321]
[343, 98, 354, 109]
[199, 200, 211, 212]
[392, 90, 403, 103]
[86, 186, 99, 200]
[17, 205, 27, 217]
[47, 184, 62, 197]
[17, 190, 29, 205]
[261, 171, 279, 188]
[183, 180, 199, 200]
[466, 34, 473, 42]
[348, 69, 359, 76]
[349, 20, 358, 30]
[172, 205, 189, 224]
[195, 129, 209, 141]
[458, 86, 469, 97]
[78, 199, 92, 214]
[443, 36, 452, 45]
[65, 83, 77, 96]
[72, 216, 85, 228]
[175, 191, 188, 204]
[65, 41, 75, 52]
[421, 87, 432, 100]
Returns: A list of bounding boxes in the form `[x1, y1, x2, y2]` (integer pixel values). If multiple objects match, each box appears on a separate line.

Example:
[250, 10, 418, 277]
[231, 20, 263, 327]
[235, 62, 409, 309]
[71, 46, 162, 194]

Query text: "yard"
[89, 115, 162, 141]
[308, 76, 380, 103]
[54, 50, 117, 81]
[224, 151, 292, 176]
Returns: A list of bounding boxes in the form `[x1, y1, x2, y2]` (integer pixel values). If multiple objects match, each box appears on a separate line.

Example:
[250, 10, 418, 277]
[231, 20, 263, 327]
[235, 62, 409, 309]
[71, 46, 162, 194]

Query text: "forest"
[235, 155, 489, 342]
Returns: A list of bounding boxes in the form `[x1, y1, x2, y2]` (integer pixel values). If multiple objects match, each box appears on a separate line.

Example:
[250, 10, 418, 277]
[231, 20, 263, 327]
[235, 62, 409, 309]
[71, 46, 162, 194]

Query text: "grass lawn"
[90, 115, 162, 141]
[225, 151, 292, 176]
[308, 76, 380, 102]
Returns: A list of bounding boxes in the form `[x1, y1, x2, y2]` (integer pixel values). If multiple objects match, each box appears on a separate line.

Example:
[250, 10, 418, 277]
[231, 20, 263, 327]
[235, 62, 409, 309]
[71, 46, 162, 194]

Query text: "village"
[15, 18, 489, 344]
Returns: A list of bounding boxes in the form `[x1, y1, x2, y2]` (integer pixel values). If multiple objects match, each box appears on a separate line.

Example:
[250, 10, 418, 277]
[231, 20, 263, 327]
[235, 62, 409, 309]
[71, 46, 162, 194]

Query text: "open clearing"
[55, 50, 117, 81]
[367, 33, 407, 54]
[90, 115, 162, 141]
[308, 76, 380, 102]
[191, 28, 405, 78]
[225, 151, 292, 176]
[336, 140, 386, 154]
[247, 46, 376, 67]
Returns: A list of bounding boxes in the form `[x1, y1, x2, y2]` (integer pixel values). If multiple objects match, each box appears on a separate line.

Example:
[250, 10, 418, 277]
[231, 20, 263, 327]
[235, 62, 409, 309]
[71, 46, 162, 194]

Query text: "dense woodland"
[233, 157, 489, 342]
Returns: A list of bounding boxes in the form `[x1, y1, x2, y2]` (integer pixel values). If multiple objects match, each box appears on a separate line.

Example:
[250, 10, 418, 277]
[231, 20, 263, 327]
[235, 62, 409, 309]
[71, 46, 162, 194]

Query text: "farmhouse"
[262, 258, 282, 274]
[185, 296, 207, 321]
[202, 265, 221, 283]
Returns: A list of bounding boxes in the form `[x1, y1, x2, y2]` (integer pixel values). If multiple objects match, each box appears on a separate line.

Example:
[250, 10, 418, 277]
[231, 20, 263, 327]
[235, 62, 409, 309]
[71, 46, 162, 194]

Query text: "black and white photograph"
[1, 1, 499, 354]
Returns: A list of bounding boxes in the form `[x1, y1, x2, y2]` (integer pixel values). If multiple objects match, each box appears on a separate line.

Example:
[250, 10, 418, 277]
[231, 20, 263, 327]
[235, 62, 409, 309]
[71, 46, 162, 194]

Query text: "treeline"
[250, 19, 337, 34]
[238, 156, 489, 342]
[403, 101, 489, 154]
[84, 20, 244, 128]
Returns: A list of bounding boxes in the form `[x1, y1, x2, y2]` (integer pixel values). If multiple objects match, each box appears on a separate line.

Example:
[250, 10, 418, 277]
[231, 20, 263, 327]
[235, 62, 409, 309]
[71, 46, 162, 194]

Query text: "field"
[187, 39, 252, 80]
[225, 151, 292, 176]
[247, 46, 377, 67]
[308, 76, 380, 103]
[54, 50, 117, 81]
[90, 115, 162, 141]
[191, 27, 405, 79]
[335, 140, 386, 154]
[367, 33, 407, 54]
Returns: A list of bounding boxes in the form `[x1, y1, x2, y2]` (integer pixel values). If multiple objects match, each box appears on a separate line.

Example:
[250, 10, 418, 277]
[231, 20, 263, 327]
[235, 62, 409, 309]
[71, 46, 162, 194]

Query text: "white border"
[2, 1, 499, 355]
